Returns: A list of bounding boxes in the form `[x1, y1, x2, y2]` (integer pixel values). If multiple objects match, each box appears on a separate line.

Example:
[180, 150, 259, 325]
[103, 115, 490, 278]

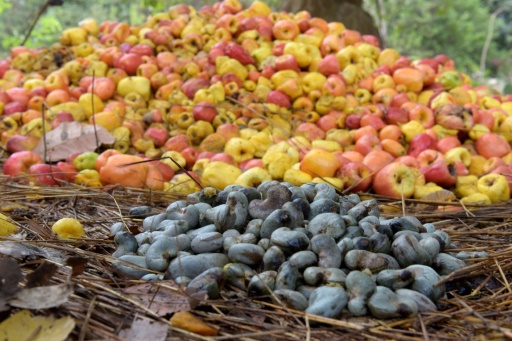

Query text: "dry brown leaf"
[0, 309, 75, 341]
[0, 202, 29, 212]
[9, 283, 73, 309]
[417, 190, 456, 211]
[25, 261, 58, 288]
[65, 256, 88, 277]
[118, 315, 168, 341]
[0, 241, 44, 260]
[170, 311, 218, 336]
[0, 241, 66, 263]
[124, 282, 207, 316]
[33, 121, 115, 162]
[378, 204, 401, 213]
[0, 258, 22, 311]
[26, 219, 55, 239]
[421, 189, 456, 202]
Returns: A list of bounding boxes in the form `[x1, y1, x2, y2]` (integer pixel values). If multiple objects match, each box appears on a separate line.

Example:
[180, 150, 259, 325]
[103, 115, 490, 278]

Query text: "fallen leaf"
[33, 121, 115, 162]
[0, 309, 75, 341]
[184, 287, 209, 309]
[123, 282, 207, 316]
[0, 258, 22, 311]
[25, 261, 58, 288]
[65, 256, 88, 277]
[0, 242, 44, 260]
[0, 241, 66, 263]
[9, 283, 73, 309]
[436, 205, 464, 213]
[170, 311, 218, 336]
[26, 219, 55, 239]
[118, 315, 168, 341]
[378, 204, 402, 214]
[417, 189, 456, 211]
[0, 202, 29, 212]
[421, 189, 456, 202]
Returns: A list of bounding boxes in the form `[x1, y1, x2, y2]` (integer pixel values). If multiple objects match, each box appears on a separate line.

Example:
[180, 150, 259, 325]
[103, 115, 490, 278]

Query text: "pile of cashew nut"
[111, 181, 487, 319]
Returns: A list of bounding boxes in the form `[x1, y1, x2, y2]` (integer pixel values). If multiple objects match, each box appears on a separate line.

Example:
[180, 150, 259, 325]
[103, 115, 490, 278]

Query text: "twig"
[480, 6, 509, 76]
[305, 313, 311, 341]
[374, 0, 388, 46]
[417, 314, 429, 341]
[78, 295, 97, 341]
[118, 156, 204, 190]
[40, 102, 64, 187]
[21, 0, 51, 46]
[41, 102, 49, 163]
[401, 181, 406, 217]
[494, 257, 512, 294]
[90, 70, 100, 150]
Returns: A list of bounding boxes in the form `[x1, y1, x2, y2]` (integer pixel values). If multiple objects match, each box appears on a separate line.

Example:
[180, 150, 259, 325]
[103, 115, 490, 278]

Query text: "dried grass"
[1, 178, 512, 340]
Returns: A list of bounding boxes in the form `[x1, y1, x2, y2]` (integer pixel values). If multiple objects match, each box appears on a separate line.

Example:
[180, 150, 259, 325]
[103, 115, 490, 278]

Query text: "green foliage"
[365, 0, 492, 73]
[485, 0, 512, 48]
[15, 16, 63, 50]
[0, 0, 285, 58]
[364, 0, 512, 80]
[0, 0, 11, 14]
[480, 0, 512, 77]
[0, 0, 162, 57]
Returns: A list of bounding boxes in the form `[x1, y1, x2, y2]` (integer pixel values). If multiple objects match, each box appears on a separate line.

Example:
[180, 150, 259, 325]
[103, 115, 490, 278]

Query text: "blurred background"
[0, 0, 510, 91]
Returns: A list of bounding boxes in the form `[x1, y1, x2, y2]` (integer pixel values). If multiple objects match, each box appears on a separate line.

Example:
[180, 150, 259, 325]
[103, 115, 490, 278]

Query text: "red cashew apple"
[28, 163, 66, 186]
[421, 160, 457, 188]
[417, 149, 445, 168]
[193, 101, 218, 122]
[389, 92, 410, 108]
[408, 104, 435, 128]
[436, 136, 461, 154]
[492, 165, 512, 192]
[342, 151, 365, 163]
[5, 135, 39, 153]
[144, 164, 165, 190]
[396, 155, 420, 168]
[337, 162, 373, 193]
[379, 125, 402, 141]
[475, 132, 511, 158]
[95, 149, 123, 172]
[435, 104, 474, 130]
[164, 134, 190, 152]
[56, 161, 79, 182]
[99, 154, 150, 188]
[180, 147, 199, 169]
[392, 67, 423, 93]
[353, 126, 378, 141]
[383, 106, 409, 125]
[373, 162, 416, 198]
[354, 134, 382, 156]
[362, 150, 394, 173]
[482, 157, 507, 174]
[239, 158, 264, 170]
[360, 114, 385, 131]
[407, 133, 437, 158]
[3, 151, 43, 177]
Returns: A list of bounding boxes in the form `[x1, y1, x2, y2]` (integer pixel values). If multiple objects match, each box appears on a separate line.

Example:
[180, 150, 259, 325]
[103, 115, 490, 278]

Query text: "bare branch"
[480, 6, 509, 77]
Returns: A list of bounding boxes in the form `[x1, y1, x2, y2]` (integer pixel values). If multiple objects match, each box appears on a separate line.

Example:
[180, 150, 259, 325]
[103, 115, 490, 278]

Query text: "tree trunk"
[279, 0, 383, 45]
